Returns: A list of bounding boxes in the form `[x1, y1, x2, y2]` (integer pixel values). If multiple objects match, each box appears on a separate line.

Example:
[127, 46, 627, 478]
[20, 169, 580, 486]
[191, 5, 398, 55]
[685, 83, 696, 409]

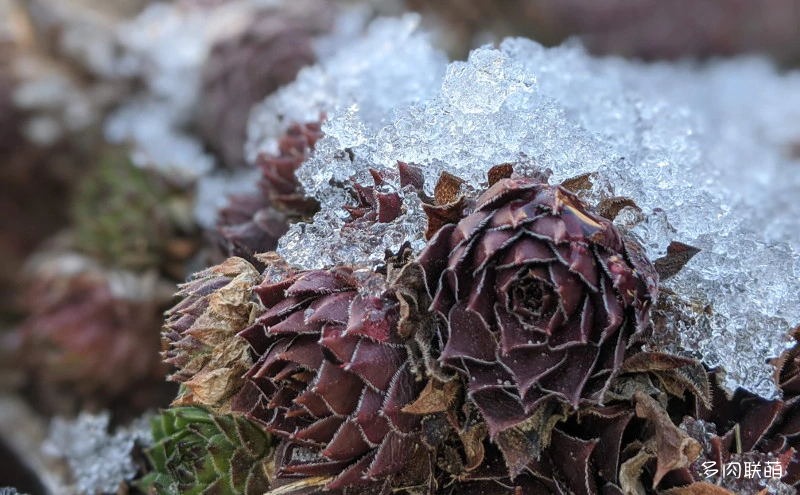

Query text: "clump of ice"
[256, 27, 800, 396]
[280, 185, 428, 269]
[43, 412, 152, 494]
[246, 13, 448, 161]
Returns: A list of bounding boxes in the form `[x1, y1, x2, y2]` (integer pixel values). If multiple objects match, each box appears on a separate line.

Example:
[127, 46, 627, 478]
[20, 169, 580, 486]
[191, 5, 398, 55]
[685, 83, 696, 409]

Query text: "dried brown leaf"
[402, 379, 460, 414]
[434, 171, 465, 205]
[597, 196, 639, 221]
[487, 163, 514, 186]
[560, 172, 596, 193]
[168, 257, 261, 411]
[656, 363, 712, 410]
[622, 352, 699, 373]
[459, 421, 488, 472]
[654, 242, 701, 281]
[605, 373, 662, 403]
[633, 391, 701, 487]
[422, 198, 469, 239]
[621, 353, 711, 408]
[496, 401, 567, 477]
[619, 449, 653, 495]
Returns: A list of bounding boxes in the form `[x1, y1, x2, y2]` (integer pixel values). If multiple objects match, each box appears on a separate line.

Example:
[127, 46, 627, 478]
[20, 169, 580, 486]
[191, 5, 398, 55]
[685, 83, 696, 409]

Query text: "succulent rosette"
[163, 257, 263, 412]
[197, 2, 331, 168]
[14, 250, 171, 411]
[232, 263, 428, 492]
[139, 407, 274, 495]
[669, 368, 799, 493]
[72, 148, 197, 278]
[217, 122, 321, 262]
[418, 177, 658, 434]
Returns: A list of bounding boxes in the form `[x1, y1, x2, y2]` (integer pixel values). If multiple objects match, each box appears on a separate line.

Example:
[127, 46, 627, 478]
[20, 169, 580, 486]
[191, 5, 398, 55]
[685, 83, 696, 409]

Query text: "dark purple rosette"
[418, 177, 658, 434]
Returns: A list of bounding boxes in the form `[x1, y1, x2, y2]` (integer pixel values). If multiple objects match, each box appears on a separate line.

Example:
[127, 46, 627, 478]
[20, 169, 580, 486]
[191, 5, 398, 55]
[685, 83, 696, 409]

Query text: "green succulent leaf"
[139, 407, 274, 495]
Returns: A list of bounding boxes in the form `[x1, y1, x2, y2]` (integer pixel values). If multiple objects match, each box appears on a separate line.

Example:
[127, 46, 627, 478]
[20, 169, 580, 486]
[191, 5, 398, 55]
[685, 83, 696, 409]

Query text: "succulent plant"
[139, 407, 274, 495]
[217, 122, 321, 263]
[163, 257, 264, 413]
[71, 148, 197, 277]
[14, 250, 171, 411]
[670, 368, 799, 494]
[442, 399, 698, 495]
[403, 348, 711, 495]
[417, 177, 658, 435]
[232, 262, 429, 492]
[343, 170, 404, 227]
[197, 2, 331, 168]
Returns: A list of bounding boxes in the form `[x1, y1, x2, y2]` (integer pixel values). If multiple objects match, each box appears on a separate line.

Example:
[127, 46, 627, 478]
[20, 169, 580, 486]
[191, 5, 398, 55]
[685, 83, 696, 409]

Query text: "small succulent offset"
[71, 148, 196, 277]
[16, 251, 168, 409]
[232, 264, 428, 492]
[139, 407, 273, 495]
[217, 123, 322, 263]
[163, 257, 263, 412]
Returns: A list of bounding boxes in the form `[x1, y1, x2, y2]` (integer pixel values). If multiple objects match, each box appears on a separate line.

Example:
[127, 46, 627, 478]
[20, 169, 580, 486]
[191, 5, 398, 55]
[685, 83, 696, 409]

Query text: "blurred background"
[1, 0, 799, 493]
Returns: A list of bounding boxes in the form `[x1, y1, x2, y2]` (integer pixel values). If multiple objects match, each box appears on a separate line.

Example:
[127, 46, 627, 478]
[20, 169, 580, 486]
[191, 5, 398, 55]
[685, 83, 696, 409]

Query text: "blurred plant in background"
[406, 0, 800, 62]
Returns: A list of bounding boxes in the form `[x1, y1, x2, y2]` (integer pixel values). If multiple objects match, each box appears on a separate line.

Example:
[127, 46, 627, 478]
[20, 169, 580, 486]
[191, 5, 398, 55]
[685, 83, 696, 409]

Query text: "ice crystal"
[279, 186, 427, 269]
[252, 25, 800, 396]
[43, 412, 152, 494]
[246, 14, 447, 162]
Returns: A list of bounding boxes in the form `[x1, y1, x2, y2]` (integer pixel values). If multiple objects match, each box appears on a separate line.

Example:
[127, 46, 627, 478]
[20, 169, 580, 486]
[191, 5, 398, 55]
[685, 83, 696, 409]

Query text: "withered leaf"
[487, 163, 514, 186]
[619, 449, 653, 495]
[597, 196, 640, 221]
[403, 378, 460, 415]
[422, 198, 469, 239]
[458, 421, 488, 472]
[772, 325, 800, 395]
[496, 401, 567, 477]
[390, 261, 429, 339]
[604, 373, 662, 403]
[654, 242, 701, 280]
[434, 171, 465, 205]
[560, 172, 596, 193]
[622, 353, 711, 407]
[622, 352, 699, 373]
[656, 363, 712, 410]
[166, 257, 261, 412]
[181, 366, 242, 410]
[633, 391, 701, 487]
